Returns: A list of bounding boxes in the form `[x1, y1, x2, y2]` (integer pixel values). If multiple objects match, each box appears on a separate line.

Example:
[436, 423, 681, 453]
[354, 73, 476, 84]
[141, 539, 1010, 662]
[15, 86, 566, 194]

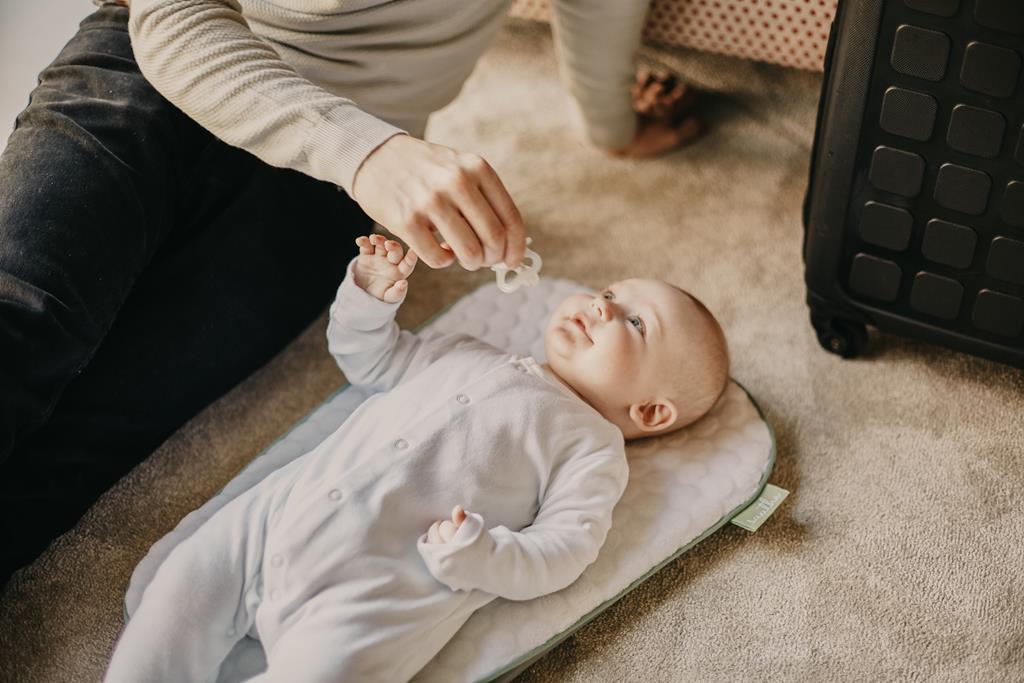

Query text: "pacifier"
[491, 237, 542, 293]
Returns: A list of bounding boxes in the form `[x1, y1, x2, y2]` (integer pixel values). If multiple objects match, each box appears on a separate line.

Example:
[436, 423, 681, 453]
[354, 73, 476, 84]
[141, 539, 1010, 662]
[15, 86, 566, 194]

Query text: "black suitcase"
[803, 0, 1024, 368]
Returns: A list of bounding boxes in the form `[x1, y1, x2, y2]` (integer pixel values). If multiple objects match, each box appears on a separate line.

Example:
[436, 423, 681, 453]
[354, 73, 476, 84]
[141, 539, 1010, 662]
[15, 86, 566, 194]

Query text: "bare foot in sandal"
[608, 67, 703, 158]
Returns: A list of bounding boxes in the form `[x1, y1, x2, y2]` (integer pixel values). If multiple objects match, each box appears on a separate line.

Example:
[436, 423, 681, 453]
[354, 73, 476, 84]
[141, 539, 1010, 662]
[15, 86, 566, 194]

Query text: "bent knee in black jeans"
[0, 6, 368, 583]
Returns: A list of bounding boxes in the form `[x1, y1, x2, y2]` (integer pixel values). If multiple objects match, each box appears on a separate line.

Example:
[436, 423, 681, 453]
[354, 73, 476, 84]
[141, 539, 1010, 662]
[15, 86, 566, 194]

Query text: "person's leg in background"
[0, 5, 183, 464]
[0, 5, 369, 585]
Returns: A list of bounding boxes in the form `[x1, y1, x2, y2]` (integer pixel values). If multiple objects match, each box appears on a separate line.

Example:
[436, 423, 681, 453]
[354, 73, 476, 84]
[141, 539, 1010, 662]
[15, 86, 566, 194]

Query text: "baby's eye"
[602, 291, 614, 300]
[628, 315, 646, 335]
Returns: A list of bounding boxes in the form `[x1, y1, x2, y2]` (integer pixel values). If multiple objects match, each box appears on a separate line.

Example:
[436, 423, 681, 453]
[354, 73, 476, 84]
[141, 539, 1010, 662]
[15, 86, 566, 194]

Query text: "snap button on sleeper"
[394, 438, 408, 450]
[456, 393, 470, 404]
[328, 488, 342, 501]
[271, 554, 284, 567]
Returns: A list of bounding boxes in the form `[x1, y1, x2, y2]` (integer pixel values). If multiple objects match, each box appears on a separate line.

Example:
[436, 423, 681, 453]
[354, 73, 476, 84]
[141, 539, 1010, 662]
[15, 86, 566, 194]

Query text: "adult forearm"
[128, 0, 403, 193]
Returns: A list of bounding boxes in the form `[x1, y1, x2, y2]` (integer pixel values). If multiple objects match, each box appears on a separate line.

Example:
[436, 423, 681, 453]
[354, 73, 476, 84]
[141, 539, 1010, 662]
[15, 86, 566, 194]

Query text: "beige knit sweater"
[127, 0, 648, 195]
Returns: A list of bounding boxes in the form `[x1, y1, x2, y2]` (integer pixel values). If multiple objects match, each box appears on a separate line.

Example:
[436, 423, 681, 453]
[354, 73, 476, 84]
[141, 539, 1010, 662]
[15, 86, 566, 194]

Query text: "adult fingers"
[400, 216, 456, 269]
[475, 161, 525, 268]
[452, 182, 507, 267]
[430, 200, 484, 271]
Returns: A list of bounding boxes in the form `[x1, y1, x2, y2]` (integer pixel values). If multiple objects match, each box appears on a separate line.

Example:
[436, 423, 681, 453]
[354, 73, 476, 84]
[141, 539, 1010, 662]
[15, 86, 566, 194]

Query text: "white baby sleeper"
[107, 262, 628, 683]
[122, 275, 776, 683]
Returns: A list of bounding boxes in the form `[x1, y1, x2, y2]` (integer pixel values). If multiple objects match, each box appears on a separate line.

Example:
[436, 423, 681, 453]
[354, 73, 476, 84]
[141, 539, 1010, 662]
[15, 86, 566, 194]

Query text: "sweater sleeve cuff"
[305, 105, 407, 197]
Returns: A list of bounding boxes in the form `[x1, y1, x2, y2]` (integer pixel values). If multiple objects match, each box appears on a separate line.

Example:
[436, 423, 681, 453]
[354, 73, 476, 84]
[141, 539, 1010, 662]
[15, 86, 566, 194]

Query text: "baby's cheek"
[600, 347, 645, 393]
[607, 369, 638, 398]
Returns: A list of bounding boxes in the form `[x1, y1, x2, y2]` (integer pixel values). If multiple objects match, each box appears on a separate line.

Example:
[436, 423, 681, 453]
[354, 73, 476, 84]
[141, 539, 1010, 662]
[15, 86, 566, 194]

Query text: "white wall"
[0, 1, 92, 154]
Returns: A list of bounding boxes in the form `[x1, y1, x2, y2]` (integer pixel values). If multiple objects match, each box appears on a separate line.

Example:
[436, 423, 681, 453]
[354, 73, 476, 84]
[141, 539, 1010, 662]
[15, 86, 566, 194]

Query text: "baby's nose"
[590, 298, 611, 320]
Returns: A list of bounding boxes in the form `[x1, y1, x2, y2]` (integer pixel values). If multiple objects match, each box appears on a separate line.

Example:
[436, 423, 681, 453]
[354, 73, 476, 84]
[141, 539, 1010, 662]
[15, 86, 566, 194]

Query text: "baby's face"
[544, 279, 702, 422]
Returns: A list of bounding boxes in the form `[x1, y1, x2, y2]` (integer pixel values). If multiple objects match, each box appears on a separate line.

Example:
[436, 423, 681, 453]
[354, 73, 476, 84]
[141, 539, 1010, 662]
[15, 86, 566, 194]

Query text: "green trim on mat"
[479, 380, 778, 683]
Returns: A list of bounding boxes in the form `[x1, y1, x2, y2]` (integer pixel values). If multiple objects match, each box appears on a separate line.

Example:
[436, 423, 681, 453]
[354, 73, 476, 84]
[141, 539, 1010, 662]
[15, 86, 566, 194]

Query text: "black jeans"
[0, 6, 369, 584]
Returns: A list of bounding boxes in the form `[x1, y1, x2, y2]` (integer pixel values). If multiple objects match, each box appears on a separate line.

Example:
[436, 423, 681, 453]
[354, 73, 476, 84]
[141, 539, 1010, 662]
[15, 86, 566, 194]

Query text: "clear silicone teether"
[492, 237, 542, 293]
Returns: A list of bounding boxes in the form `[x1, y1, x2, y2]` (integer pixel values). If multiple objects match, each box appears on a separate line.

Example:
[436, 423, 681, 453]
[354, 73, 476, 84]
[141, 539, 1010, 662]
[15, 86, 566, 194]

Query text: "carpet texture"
[1, 19, 1022, 683]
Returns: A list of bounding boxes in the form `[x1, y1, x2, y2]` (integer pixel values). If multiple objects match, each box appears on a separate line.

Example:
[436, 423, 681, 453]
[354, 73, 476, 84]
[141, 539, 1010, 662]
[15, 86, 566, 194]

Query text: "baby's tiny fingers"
[427, 520, 442, 544]
[398, 250, 418, 277]
[438, 520, 456, 543]
[382, 280, 407, 304]
[452, 505, 466, 525]
[385, 241, 404, 264]
[355, 236, 374, 255]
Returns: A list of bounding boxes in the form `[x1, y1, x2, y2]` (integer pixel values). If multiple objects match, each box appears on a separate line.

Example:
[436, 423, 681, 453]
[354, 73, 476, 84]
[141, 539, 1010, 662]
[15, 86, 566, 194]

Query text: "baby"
[104, 234, 729, 683]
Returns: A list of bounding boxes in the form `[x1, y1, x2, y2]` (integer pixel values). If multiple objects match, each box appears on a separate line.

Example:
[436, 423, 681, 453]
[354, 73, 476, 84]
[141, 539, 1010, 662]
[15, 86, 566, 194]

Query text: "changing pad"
[125, 277, 776, 682]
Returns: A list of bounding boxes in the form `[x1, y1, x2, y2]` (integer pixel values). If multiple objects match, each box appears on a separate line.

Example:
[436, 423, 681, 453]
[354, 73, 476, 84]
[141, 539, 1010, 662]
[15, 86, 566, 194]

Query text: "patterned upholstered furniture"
[509, 0, 839, 71]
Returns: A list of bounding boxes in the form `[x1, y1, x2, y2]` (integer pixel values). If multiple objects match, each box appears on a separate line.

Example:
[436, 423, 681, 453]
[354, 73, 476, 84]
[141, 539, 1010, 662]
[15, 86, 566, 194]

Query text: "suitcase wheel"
[811, 314, 868, 359]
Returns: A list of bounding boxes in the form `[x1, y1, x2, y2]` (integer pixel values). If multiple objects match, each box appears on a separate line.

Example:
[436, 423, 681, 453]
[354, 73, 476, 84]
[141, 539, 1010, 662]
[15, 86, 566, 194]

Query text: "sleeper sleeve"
[548, 0, 649, 150]
[416, 441, 629, 601]
[326, 258, 467, 392]
[127, 0, 405, 196]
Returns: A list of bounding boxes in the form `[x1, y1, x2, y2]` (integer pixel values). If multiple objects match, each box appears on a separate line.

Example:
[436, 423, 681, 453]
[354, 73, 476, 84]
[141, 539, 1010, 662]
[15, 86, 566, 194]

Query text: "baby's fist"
[353, 234, 418, 303]
[426, 505, 468, 544]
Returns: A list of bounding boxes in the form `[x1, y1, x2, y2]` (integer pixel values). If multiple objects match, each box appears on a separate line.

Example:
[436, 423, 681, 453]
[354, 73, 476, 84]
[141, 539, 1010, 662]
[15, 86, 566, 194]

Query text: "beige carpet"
[2, 19, 1023, 683]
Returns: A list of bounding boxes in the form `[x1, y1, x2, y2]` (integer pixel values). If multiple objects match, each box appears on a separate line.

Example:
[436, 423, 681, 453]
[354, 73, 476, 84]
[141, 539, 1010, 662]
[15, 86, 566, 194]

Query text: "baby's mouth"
[571, 314, 592, 342]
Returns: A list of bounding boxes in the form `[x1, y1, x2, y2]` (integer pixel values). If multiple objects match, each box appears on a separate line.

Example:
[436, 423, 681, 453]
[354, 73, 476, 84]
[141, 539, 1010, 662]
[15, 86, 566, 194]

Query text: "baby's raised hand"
[426, 505, 468, 544]
[353, 234, 418, 303]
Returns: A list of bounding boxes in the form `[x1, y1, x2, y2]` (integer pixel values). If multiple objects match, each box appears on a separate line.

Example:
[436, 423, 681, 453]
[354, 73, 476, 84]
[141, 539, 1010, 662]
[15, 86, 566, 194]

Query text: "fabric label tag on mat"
[730, 483, 789, 532]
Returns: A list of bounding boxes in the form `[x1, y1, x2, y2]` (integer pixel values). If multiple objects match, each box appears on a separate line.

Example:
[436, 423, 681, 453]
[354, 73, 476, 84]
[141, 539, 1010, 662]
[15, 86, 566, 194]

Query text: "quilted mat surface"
[125, 278, 775, 682]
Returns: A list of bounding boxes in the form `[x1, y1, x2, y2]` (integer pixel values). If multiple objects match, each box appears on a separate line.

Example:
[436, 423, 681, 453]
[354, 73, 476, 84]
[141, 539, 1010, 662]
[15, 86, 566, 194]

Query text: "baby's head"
[544, 279, 729, 439]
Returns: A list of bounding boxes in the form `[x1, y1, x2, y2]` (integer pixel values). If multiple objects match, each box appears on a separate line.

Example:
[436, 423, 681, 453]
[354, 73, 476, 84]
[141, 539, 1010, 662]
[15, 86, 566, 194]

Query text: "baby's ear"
[628, 399, 679, 435]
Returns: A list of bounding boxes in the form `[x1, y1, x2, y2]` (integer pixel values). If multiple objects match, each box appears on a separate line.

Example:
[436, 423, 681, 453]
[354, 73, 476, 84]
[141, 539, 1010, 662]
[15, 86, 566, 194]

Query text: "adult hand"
[352, 135, 526, 271]
[608, 68, 702, 158]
